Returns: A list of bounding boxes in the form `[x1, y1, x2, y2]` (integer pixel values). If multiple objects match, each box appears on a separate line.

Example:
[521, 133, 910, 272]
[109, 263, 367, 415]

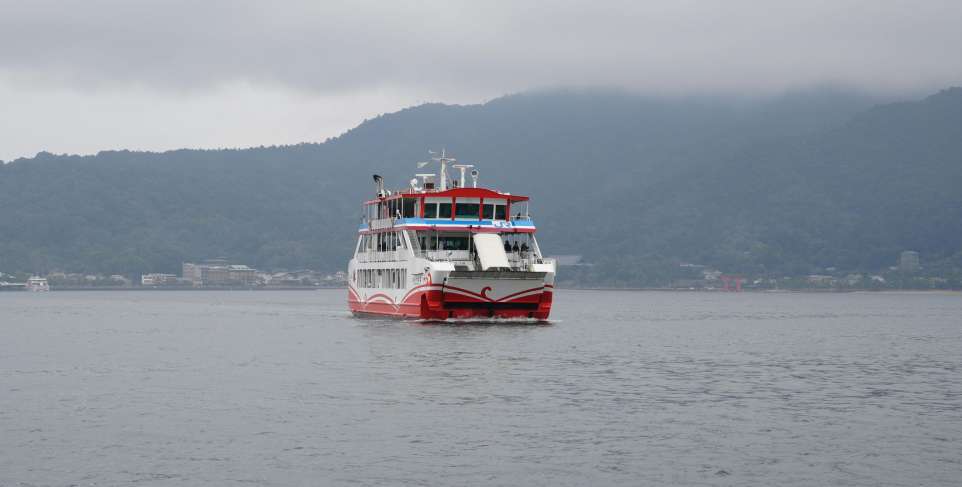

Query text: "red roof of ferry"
[364, 187, 528, 205]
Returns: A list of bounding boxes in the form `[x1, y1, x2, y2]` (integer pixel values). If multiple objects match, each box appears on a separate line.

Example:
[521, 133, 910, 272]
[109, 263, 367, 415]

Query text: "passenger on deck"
[504, 240, 512, 253]
[512, 242, 520, 252]
[520, 243, 529, 253]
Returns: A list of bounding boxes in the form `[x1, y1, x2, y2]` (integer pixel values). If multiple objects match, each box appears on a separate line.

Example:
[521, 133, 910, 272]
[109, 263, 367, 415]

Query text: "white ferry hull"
[347, 265, 554, 320]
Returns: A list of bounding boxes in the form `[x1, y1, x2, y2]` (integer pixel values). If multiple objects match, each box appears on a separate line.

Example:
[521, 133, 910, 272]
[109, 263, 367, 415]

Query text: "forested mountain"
[1, 87, 960, 285]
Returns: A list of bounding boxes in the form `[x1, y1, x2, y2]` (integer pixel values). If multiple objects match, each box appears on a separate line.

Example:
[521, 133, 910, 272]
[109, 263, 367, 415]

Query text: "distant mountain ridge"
[1, 87, 960, 286]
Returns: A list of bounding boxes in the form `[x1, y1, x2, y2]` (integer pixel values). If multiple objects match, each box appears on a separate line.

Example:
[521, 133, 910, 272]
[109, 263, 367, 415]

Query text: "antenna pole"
[439, 149, 447, 191]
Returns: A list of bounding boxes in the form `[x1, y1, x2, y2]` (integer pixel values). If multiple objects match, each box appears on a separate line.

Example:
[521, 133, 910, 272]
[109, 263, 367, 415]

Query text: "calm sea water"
[1, 290, 960, 486]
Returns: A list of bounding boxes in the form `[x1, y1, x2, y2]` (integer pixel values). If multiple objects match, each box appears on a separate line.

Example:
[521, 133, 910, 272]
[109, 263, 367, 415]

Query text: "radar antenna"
[452, 164, 474, 189]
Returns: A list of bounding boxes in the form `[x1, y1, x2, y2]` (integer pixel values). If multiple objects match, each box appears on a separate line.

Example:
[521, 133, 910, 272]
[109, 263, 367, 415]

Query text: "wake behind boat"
[347, 150, 556, 320]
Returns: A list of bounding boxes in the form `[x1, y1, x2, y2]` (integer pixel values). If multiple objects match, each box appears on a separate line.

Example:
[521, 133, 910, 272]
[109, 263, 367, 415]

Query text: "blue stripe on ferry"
[358, 218, 535, 231]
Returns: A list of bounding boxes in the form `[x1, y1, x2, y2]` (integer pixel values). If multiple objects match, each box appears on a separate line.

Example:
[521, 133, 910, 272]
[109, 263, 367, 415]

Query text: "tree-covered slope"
[3, 87, 959, 285]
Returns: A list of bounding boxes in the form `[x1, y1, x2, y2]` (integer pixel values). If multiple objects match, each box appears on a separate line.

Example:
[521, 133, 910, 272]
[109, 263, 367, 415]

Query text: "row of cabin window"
[414, 232, 534, 252]
[418, 234, 470, 251]
[366, 199, 418, 220]
[356, 268, 406, 289]
[360, 231, 407, 253]
[364, 200, 509, 220]
[423, 202, 507, 220]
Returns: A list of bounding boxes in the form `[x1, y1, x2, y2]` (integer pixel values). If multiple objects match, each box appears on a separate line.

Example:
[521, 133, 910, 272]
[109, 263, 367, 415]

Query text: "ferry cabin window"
[373, 231, 405, 252]
[481, 203, 507, 220]
[386, 231, 406, 251]
[438, 202, 452, 219]
[357, 268, 406, 288]
[422, 234, 469, 251]
[455, 203, 480, 219]
[402, 198, 417, 218]
[482, 204, 507, 220]
[423, 202, 439, 218]
[443, 236, 468, 250]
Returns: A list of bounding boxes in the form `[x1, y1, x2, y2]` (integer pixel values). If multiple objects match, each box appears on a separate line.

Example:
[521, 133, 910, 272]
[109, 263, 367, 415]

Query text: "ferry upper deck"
[358, 186, 535, 234]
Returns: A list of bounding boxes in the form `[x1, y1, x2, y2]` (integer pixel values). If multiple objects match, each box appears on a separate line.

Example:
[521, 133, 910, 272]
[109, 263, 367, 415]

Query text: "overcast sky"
[1, 0, 960, 161]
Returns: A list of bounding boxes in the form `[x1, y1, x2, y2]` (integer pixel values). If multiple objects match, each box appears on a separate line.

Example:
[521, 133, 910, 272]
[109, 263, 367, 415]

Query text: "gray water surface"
[1, 290, 961, 486]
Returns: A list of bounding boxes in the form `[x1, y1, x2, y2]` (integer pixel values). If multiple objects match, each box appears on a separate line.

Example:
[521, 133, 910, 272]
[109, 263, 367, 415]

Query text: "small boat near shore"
[25, 276, 50, 292]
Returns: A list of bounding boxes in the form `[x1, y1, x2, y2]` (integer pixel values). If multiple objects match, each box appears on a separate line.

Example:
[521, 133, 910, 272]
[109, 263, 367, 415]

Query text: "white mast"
[427, 149, 457, 191]
[422, 150, 477, 190]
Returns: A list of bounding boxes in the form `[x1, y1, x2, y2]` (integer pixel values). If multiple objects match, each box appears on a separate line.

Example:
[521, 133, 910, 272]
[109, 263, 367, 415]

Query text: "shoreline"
[556, 287, 962, 294]
[43, 286, 345, 292]
[6, 286, 957, 294]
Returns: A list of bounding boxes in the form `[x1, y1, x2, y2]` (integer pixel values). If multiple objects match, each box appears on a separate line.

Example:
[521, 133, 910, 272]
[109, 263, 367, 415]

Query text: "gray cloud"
[3, 0, 961, 96]
[1, 0, 960, 161]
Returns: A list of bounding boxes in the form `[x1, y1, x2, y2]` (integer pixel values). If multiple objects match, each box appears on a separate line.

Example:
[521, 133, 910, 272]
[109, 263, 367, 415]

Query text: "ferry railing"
[368, 218, 397, 230]
[409, 250, 549, 271]
[507, 252, 534, 271]
[417, 250, 472, 262]
[355, 251, 401, 263]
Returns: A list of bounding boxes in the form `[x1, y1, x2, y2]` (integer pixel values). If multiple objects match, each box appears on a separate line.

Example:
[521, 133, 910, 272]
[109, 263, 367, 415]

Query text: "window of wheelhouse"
[438, 202, 452, 219]
[456, 203, 479, 219]
[401, 198, 417, 218]
[424, 198, 450, 219]
[482, 198, 507, 220]
[454, 197, 480, 219]
[423, 202, 438, 218]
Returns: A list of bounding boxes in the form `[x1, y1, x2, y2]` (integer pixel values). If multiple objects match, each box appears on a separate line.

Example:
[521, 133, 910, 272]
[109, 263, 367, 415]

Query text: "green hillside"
[2, 87, 960, 286]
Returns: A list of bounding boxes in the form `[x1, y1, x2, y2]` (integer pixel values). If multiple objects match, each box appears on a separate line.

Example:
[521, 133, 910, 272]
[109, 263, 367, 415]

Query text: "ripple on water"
[0, 289, 960, 486]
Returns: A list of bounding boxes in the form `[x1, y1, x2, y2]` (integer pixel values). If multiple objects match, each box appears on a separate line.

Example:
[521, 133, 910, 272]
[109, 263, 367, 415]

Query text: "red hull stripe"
[349, 284, 549, 306]
[348, 282, 553, 319]
[440, 284, 546, 303]
[348, 293, 554, 319]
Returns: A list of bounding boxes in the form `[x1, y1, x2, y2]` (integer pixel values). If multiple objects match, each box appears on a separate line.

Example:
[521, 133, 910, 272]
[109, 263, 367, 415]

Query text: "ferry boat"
[348, 150, 556, 320]
[25, 276, 50, 292]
